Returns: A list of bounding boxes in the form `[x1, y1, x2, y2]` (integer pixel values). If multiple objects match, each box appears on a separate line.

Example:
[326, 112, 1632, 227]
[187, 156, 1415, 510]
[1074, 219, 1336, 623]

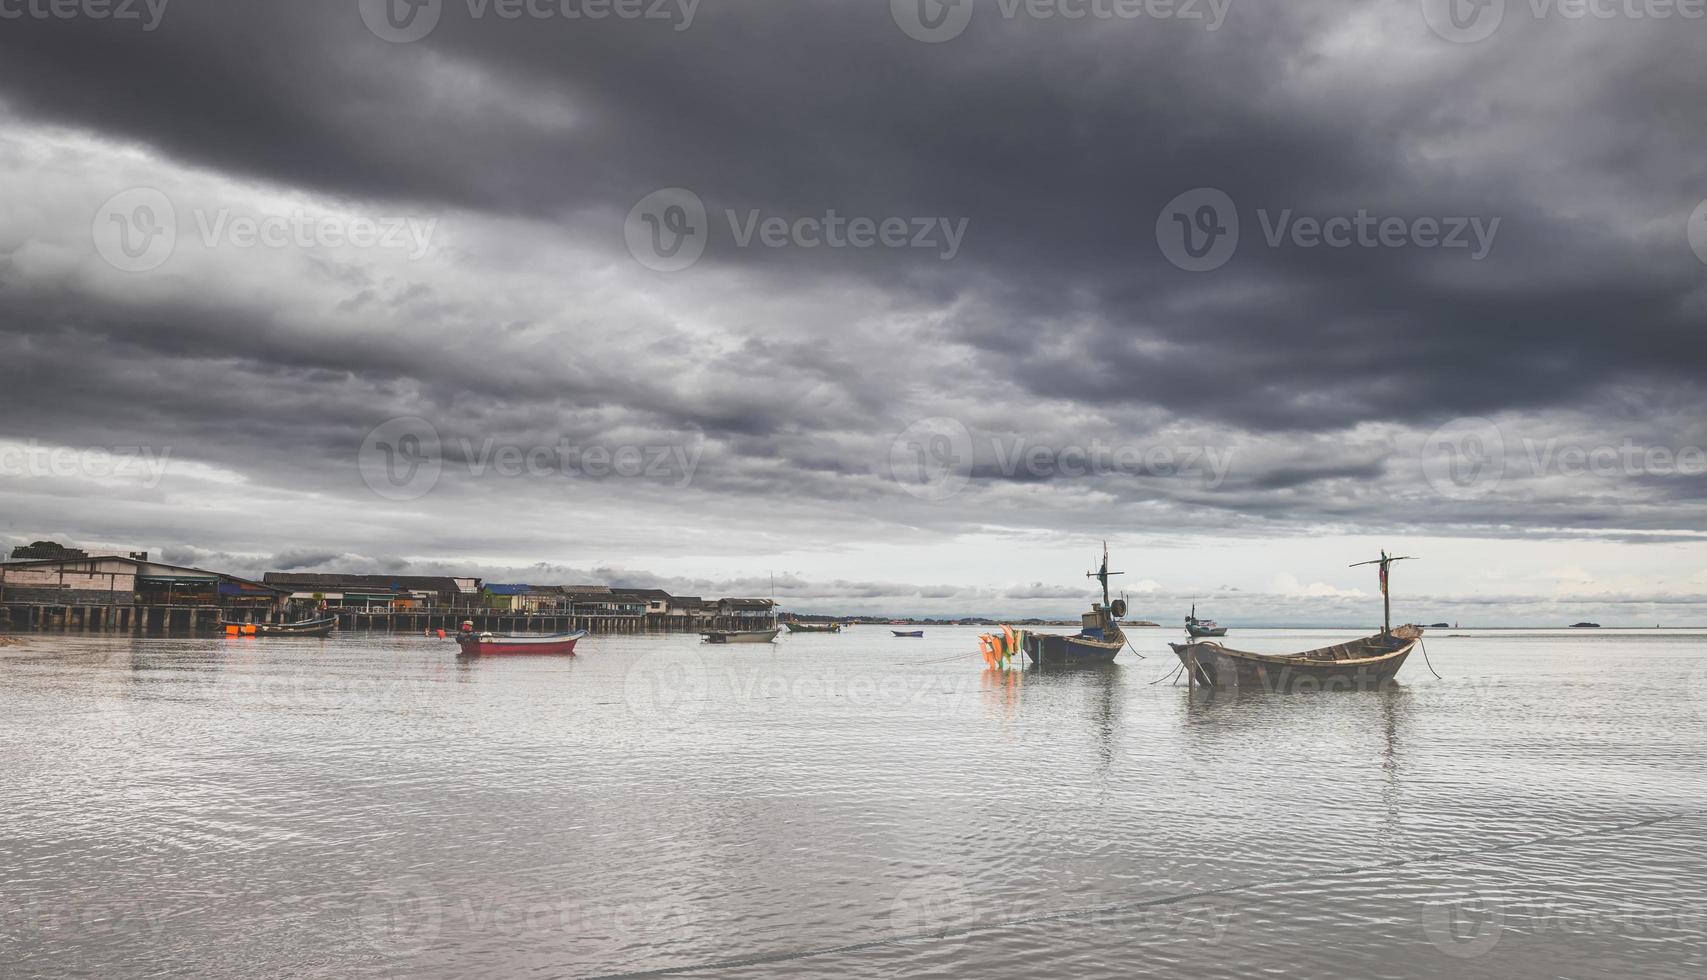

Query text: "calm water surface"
[3, 626, 1705, 977]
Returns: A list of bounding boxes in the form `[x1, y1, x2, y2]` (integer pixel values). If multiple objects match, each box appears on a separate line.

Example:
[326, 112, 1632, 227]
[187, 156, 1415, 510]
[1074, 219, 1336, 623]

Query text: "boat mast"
[1349, 550, 1417, 637]
[1086, 541, 1122, 610]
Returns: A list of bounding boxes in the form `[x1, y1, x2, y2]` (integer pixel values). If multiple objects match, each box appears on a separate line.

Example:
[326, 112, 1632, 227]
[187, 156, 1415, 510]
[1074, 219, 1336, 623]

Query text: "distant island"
[1570, 622, 1602, 628]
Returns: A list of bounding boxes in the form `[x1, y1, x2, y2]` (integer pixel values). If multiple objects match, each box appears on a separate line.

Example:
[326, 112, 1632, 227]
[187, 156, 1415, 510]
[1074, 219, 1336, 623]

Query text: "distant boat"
[1570, 622, 1602, 629]
[701, 628, 780, 644]
[785, 621, 841, 634]
[222, 616, 335, 638]
[892, 630, 924, 638]
[1184, 603, 1227, 638]
[1171, 625, 1423, 691]
[1020, 544, 1127, 667]
[456, 629, 586, 656]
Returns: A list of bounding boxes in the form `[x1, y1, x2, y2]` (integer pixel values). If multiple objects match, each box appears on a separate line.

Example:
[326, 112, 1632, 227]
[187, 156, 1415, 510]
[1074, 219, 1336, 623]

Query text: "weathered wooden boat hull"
[701, 628, 780, 644]
[784, 622, 841, 633]
[1185, 624, 1227, 638]
[222, 618, 336, 638]
[1170, 628, 1420, 691]
[1025, 631, 1123, 666]
[457, 630, 586, 656]
[891, 630, 924, 637]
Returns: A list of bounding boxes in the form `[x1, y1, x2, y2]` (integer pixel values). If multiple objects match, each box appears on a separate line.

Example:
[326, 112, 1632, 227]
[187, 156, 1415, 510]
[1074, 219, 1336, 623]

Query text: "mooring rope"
[1419, 637, 1444, 679]
[1122, 635, 1147, 660]
[894, 649, 988, 667]
[1149, 663, 1184, 685]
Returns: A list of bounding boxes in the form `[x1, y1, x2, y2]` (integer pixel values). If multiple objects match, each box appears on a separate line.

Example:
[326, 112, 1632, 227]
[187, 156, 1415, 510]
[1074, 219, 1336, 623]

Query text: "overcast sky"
[1, 1, 1704, 625]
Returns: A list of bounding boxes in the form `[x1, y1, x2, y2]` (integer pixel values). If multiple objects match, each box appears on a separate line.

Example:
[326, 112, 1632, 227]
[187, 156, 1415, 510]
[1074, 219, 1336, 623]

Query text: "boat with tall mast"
[1020, 544, 1128, 667]
[1169, 551, 1421, 690]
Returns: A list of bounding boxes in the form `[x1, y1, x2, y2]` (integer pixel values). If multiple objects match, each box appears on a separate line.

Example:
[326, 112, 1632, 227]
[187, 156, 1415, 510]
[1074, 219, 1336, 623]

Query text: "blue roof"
[485, 583, 532, 595]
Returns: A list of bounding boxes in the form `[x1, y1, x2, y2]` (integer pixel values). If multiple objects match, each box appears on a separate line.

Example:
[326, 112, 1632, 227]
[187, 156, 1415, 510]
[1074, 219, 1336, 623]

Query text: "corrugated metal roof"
[484, 583, 533, 595]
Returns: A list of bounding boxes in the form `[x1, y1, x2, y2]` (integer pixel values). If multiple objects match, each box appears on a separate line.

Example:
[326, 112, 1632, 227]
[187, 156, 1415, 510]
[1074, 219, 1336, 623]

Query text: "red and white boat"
[454, 629, 587, 656]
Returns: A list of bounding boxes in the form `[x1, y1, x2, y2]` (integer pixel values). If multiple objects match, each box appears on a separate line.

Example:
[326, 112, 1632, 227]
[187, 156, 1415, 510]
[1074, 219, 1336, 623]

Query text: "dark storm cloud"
[6, 3, 1702, 431]
[2, 0, 1706, 576]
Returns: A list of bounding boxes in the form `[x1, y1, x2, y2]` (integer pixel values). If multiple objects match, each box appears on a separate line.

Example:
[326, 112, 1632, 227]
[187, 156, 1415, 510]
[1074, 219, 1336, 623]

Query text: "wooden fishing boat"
[1171, 551, 1427, 690]
[221, 616, 336, 638]
[700, 628, 780, 644]
[1170, 625, 1421, 691]
[1022, 545, 1128, 667]
[1184, 603, 1226, 638]
[784, 621, 841, 634]
[456, 629, 587, 656]
[892, 630, 924, 638]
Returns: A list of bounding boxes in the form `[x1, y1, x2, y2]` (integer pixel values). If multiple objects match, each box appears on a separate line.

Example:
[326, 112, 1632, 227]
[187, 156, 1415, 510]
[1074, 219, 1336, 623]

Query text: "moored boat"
[784, 621, 841, 634]
[1172, 550, 1425, 690]
[701, 628, 780, 644]
[1184, 604, 1226, 638]
[1170, 626, 1421, 691]
[1020, 544, 1128, 667]
[456, 629, 587, 656]
[892, 630, 924, 637]
[222, 616, 336, 638]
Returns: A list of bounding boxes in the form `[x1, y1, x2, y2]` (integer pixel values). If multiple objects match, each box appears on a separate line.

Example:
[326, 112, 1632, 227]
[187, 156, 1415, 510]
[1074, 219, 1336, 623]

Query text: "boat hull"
[1170, 629, 1418, 691]
[1025, 631, 1123, 666]
[456, 630, 586, 656]
[891, 630, 924, 638]
[1185, 624, 1227, 638]
[701, 628, 780, 644]
[222, 618, 335, 638]
[784, 622, 841, 634]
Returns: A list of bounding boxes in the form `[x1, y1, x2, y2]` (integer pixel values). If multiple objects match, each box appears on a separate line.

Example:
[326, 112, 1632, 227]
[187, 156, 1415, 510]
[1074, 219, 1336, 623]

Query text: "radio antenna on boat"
[1349, 550, 1417, 638]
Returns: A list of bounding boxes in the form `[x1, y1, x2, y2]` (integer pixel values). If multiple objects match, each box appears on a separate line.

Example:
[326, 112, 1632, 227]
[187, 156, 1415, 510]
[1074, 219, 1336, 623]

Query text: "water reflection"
[1, 628, 1704, 980]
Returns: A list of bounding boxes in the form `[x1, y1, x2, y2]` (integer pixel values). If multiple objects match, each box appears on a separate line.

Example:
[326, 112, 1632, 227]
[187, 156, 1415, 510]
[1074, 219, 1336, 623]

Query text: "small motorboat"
[700, 628, 780, 644]
[222, 616, 336, 638]
[784, 621, 841, 634]
[891, 630, 924, 638]
[456, 629, 587, 656]
[1184, 604, 1227, 638]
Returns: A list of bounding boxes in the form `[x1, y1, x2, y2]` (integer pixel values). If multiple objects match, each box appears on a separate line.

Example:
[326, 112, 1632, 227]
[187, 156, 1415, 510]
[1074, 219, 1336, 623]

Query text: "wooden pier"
[0, 603, 757, 636]
[0, 603, 226, 633]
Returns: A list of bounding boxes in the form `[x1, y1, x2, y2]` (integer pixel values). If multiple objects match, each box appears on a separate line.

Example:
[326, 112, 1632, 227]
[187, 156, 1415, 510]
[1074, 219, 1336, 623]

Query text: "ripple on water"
[1, 628, 1704, 978]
